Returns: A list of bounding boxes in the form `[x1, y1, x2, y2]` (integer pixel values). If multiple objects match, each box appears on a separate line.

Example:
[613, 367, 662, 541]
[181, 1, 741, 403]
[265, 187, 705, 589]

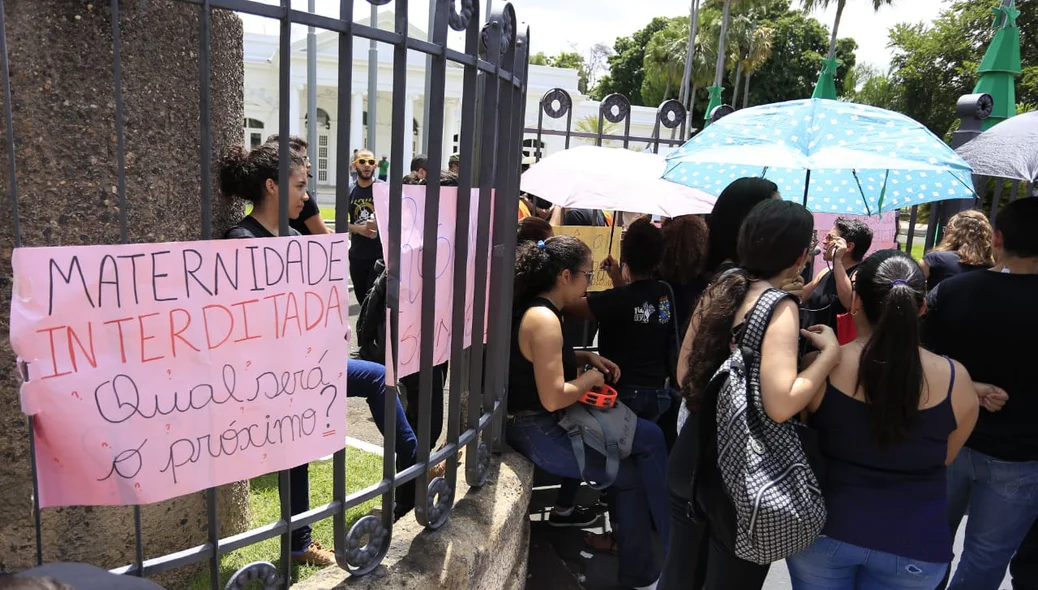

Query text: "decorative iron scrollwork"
[343, 514, 390, 576]
[540, 88, 572, 119]
[709, 104, 735, 124]
[366, 0, 393, 6]
[657, 99, 686, 130]
[601, 93, 631, 124]
[465, 441, 491, 487]
[480, 4, 516, 57]
[225, 562, 280, 590]
[425, 476, 455, 530]
[448, 0, 476, 32]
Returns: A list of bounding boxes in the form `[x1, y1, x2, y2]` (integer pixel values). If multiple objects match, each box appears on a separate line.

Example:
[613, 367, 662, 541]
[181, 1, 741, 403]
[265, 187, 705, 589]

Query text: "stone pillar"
[443, 99, 458, 161]
[289, 84, 302, 137]
[0, 2, 249, 587]
[351, 91, 364, 153]
[403, 95, 415, 171]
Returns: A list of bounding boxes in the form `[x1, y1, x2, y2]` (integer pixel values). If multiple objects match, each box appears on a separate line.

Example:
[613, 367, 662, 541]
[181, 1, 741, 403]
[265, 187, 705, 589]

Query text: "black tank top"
[508, 297, 578, 413]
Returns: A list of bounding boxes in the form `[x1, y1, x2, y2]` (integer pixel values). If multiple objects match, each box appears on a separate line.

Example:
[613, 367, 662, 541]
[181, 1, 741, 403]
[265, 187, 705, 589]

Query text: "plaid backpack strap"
[739, 288, 792, 354]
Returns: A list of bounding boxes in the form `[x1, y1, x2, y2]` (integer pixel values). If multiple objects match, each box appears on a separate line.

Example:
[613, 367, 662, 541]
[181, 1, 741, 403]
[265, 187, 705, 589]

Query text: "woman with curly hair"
[658, 214, 710, 335]
[507, 235, 670, 590]
[921, 209, 993, 291]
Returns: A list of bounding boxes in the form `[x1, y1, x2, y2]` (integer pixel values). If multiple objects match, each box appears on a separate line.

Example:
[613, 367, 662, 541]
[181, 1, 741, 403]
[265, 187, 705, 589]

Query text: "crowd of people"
[511, 175, 1038, 590]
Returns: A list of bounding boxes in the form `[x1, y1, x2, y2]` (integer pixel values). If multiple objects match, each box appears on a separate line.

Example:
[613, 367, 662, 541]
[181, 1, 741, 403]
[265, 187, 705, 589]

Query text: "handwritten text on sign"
[373, 184, 493, 379]
[554, 225, 622, 292]
[9, 235, 350, 508]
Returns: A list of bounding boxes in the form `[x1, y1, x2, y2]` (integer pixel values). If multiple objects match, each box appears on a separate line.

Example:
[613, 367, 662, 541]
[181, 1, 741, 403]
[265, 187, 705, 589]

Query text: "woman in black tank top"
[507, 236, 671, 590]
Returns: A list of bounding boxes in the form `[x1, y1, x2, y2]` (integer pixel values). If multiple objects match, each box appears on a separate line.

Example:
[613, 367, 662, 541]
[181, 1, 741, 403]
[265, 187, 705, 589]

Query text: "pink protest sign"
[372, 184, 493, 379]
[9, 235, 350, 508]
[812, 212, 899, 275]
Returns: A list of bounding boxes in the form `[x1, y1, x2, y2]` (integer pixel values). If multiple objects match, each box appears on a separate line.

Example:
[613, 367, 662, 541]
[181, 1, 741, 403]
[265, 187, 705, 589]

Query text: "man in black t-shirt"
[347, 148, 384, 302]
[801, 216, 872, 332]
[265, 134, 333, 236]
[923, 198, 1038, 590]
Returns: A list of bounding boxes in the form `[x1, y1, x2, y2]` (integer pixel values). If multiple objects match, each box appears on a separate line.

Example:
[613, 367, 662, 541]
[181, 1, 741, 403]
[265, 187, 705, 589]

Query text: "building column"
[351, 91, 364, 152]
[403, 94, 415, 174]
[289, 84, 302, 137]
[442, 99, 458, 162]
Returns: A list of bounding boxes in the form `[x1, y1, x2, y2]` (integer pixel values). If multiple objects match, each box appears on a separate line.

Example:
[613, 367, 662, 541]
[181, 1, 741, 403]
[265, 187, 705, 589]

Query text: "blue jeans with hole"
[289, 359, 418, 552]
[787, 536, 948, 590]
[945, 447, 1038, 590]
[507, 411, 670, 587]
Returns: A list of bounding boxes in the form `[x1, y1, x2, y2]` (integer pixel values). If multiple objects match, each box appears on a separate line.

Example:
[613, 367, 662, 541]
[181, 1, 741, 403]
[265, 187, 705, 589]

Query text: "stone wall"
[0, 2, 248, 587]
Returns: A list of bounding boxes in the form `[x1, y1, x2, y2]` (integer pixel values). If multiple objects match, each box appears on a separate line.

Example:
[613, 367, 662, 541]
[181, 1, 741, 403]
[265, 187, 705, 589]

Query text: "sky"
[240, 0, 950, 71]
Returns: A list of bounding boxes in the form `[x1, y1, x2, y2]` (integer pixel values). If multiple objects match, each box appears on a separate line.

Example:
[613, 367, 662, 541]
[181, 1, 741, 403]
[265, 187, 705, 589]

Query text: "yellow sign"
[554, 225, 621, 292]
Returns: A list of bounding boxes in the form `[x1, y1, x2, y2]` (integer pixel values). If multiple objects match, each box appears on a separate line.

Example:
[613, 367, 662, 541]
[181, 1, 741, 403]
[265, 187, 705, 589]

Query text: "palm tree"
[678, 0, 702, 115]
[644, 28, 686, 103]
[801, 0, 894, 61]
[737, 25, 774, 108]
[575, 114, 619, 146]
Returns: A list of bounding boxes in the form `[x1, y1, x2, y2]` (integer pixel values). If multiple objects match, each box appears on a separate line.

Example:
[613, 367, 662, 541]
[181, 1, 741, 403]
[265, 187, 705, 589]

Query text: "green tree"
[643, 18, 692, 106]
[530, 51, 591, 93]
[734, 24, 775, 107]
[593, 17, 672, 103]
[574, 114, 620, 145]
[842, 63, 901, 109]
[741, 10, 856, 106]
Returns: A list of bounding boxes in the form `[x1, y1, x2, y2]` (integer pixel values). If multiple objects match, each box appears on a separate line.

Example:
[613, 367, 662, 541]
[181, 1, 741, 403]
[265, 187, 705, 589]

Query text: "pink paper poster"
[812, 212, 898, 275]
[9, 235, 350, 508]
[372, 184, 493, 379]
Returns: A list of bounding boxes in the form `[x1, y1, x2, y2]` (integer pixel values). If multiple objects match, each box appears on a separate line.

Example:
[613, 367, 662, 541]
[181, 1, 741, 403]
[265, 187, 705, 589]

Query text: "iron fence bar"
[466, 9, 502, 488]
[332, 0, 353, 571]
[109, 0, 145, 573]
[333, 0, 353, 236]
[199, 0, 213, 240]
[205, 488, 219, 589]
[111, 0, 129, 244]
[447, 0, 482, 494]
[275, 2, 293, 583]
[0, 0, 19, 248]
[905, 205, 918, 254]
[1009, 180, 1021, 202]
[384, 0, 410, 536]
[0, 0, 42, 568]
[484, 5, 519, 455]
[991, 177, 1004, 220]
[413, 0, 450, 530]
[924, 201, 941, 251]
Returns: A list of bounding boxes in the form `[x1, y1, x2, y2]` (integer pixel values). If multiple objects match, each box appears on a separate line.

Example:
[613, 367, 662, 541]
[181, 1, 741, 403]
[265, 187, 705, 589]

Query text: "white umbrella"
[520, 145, 717, 217]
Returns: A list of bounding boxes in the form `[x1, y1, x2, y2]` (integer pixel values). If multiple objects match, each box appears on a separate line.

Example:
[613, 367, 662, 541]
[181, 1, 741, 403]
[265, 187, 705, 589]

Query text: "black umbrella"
[955, 111, 1038, 183]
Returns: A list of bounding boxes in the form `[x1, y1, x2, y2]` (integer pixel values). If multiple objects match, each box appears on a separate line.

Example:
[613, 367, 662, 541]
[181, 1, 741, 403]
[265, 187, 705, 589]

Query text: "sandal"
[583, 531, 619, 555]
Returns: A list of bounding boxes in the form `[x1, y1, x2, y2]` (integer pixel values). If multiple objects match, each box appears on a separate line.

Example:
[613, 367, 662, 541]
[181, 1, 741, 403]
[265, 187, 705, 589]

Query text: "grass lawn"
[909, 241, 925, 261]
[188, 447, 383, 589]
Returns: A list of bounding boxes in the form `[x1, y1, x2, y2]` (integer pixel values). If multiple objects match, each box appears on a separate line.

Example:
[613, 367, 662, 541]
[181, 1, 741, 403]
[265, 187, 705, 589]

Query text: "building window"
[318, 136, 329, 182]
[523, 138, 545, 159]
[244, 118, 265, 148]
[453, 133, 460, 154]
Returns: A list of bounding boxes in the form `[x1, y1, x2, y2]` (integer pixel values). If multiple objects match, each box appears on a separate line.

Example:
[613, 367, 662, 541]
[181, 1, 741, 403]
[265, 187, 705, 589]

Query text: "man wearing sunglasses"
[347, 149, 385, 303]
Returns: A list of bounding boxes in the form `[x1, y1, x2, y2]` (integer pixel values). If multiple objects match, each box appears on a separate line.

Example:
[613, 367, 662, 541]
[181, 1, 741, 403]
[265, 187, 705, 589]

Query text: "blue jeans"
[507, 412, 670, 587]
[289, 359, 418, 552]
[787, 536, 948, 589]
[945, 447, 1038, 590]
[617, 385, 673, 424]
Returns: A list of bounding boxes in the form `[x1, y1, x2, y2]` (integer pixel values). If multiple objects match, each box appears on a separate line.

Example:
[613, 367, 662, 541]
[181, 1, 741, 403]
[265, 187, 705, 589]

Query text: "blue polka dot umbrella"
[663, 98, 977, 215]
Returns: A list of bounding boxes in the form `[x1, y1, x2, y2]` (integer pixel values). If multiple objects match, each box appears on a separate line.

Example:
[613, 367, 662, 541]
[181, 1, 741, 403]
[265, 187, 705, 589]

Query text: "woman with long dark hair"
[786, 250, 978, 589]
[659, 199, 841, 590]
[507, 235, 671, 590]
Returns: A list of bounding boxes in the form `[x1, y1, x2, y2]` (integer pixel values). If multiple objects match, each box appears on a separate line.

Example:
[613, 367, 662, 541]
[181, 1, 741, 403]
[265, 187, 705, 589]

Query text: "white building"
[243, 11, 669, 195]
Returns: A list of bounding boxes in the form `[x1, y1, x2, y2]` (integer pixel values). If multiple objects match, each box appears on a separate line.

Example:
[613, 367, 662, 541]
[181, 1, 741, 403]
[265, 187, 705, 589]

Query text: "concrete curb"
[296, 450, 534, 590]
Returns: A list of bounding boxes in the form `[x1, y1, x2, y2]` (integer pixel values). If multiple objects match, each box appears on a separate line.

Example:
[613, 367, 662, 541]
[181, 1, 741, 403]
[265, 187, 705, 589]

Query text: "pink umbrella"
[520, 145, 717, 217]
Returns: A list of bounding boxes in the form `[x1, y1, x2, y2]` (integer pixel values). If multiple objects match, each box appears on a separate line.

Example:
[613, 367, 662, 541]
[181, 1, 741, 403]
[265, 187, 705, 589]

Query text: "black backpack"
[690, 288, 826, 565]
[355, 259, 387, 363]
